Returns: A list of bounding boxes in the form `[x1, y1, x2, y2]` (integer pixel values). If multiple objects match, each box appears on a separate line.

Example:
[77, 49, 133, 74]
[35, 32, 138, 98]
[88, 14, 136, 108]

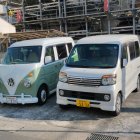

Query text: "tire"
[37, 85, 48, 105]
[135, 76, 140, 92]
[112, 93, 122, 116]
[59, 104, 69, 110]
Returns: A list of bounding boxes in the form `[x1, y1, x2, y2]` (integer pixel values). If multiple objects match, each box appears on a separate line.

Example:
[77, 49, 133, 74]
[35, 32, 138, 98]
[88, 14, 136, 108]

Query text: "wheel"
[112, 93, 122, 116]
[59, 104, 69, 110]
[135, 76, 140, 92]
[37, 85, 48, 105]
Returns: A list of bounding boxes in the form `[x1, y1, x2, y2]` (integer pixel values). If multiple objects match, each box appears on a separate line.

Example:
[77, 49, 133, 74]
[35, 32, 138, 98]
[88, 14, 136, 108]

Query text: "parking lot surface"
[0, 92, 139, 140]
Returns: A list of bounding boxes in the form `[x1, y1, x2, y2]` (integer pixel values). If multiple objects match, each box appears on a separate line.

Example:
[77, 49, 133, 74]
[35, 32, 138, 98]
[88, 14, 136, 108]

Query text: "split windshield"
[2, 46, 42, 64]
[66, 44, 119, 68]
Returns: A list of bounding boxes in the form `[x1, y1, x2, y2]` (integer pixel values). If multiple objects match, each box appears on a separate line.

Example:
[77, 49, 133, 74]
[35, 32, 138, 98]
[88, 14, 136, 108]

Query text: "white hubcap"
[41, 90, 47, 102]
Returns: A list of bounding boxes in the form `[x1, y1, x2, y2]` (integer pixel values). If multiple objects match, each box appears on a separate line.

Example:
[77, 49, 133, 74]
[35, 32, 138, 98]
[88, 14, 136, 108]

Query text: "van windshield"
[2, 46, 42, 64]
[66, 44, 119, 68]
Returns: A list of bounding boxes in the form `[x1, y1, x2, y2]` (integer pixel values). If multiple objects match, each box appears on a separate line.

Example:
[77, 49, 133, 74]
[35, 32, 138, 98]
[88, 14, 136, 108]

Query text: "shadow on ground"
[0, 92, 139, 121]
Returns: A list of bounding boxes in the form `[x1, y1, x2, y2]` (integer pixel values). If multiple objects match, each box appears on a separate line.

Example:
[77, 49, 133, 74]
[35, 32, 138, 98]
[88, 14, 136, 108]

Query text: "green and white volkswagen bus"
[0, 37, 74, 105]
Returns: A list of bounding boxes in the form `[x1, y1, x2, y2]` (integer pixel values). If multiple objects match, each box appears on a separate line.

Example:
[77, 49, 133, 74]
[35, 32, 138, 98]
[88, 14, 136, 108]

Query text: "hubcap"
[116, 95, 121, 113]
[41, 90, 47, 102]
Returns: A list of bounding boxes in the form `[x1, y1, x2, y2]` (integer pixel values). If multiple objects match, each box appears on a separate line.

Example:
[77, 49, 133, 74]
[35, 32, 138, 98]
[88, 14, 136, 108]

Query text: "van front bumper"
[0, 93, 38, 104]
[57, 82, 117, 111]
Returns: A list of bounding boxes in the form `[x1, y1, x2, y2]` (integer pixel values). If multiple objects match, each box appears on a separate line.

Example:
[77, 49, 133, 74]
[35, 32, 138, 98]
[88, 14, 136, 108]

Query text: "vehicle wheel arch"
[118, 91, 123, 103]
[37, 83, 49, 105]
[37, 83, 49, 94]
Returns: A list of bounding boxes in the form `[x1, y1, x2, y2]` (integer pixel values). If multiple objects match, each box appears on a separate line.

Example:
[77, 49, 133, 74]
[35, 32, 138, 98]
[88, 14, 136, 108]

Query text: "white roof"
[10, 37, 73, 48]
[77, 34, 139, 44]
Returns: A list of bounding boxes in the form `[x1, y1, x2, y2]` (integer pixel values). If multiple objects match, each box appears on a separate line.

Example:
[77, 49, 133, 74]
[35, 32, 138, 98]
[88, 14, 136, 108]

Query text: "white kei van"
[57, 35, 140, 116]
[0, 37, 74, 105]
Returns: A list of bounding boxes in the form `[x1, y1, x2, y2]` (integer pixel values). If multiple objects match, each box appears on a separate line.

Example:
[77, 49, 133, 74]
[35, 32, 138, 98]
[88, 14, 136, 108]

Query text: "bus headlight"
[24, 79, 31, 88]
[59, 72, 68, 83]
[102, 74, 116, 86]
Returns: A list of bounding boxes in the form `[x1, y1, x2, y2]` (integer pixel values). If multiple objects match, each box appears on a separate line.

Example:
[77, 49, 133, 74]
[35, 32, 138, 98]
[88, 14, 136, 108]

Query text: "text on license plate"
[76, 99, 90, 108]
[6, 97, 17, 104]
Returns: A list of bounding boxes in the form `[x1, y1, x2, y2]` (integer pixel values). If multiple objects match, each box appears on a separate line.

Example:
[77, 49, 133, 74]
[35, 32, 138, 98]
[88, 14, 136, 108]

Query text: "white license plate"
[6, 97, 17, 104]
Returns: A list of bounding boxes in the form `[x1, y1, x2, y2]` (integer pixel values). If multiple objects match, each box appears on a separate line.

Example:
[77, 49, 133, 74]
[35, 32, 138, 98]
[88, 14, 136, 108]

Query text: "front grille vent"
[68, 77, 101, 87]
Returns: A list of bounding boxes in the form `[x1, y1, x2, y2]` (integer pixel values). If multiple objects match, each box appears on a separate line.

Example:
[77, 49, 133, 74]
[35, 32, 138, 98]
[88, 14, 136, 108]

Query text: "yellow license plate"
[76, 99, 90, 108]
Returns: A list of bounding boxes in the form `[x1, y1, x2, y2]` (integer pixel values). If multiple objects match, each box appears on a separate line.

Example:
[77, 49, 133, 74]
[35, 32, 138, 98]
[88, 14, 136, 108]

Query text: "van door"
[43, 46, 58, 92]
[128, 42, 139, 93]
[121, 43, 130, 99]
[55, 43, 68, 71]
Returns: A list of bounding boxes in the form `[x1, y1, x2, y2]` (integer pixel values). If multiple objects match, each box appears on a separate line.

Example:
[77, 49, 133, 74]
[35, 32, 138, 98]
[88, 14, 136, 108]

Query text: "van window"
[129, 42, 135, 60]
[2, 46, 42, 64]
[45, 47, 55, 62]
[67, 44, 119, 68]
[67, 43, 73, 53]
[122, 44, 128, 60]
[56, 44, 67, 59]
[135, 41, 140, 58]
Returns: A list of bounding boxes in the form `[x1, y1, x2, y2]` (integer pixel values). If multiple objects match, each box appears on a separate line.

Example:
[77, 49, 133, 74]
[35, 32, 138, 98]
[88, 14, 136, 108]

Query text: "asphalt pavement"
[0, 91, 139, 140]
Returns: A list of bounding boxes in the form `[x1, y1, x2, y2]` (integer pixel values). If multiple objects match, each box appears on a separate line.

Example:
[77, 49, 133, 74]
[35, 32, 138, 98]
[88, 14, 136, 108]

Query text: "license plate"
[6, 97, 17, 104]
[76, 99, 90, 108]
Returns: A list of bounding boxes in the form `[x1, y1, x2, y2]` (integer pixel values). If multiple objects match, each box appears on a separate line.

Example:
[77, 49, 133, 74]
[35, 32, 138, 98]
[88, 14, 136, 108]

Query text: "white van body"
[57, 35, 140, 115]
[0, 37, 74, 105]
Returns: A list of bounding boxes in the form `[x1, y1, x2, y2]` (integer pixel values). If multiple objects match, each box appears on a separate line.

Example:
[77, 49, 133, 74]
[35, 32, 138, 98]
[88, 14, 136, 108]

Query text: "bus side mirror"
[45, 56, 52, 64]
[121, 59, 127, 68]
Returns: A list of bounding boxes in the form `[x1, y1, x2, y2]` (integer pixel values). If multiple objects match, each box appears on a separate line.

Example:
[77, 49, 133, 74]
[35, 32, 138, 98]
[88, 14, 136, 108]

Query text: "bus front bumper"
[0, 93, 38, 104]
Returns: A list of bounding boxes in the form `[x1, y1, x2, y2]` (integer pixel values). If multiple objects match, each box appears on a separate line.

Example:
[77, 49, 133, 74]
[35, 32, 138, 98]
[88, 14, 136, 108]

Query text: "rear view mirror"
[45, 56, 52, 64]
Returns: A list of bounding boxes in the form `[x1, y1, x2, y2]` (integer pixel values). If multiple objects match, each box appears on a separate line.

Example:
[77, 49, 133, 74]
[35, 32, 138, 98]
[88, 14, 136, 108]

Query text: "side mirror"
[122, 59, 128, 68]
[45, 56, 52, 64]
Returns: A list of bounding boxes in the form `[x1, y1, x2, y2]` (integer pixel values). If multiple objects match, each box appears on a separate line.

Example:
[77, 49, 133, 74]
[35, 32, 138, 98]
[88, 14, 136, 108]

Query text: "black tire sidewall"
[111, 93, 122, 116]
[37, 86, 48, 105]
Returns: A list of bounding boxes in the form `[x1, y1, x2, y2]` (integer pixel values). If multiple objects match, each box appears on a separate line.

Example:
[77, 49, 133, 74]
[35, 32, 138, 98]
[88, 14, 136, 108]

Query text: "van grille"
[68, 76, 101, 86]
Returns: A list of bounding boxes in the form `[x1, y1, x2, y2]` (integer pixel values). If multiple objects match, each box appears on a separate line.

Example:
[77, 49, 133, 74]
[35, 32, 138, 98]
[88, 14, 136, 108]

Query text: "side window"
[56, 44, 67, 59]
[45, 47, 55, 62]
[122, 44, 128, 60]
[135, 41, 140, 58]
[67, 43, 73, 53]
[129, 42, 135, 60]
[70, 48, 79, 62]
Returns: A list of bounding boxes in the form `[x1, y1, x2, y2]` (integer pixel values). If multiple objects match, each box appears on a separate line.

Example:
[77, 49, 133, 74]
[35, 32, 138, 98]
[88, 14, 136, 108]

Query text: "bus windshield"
[2, 46, 42, 65]
[66, 44, 119, 68]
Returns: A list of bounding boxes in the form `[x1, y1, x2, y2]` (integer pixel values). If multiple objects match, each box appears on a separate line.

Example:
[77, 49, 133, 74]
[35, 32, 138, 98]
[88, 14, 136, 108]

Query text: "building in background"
[0, 0, 140, 39]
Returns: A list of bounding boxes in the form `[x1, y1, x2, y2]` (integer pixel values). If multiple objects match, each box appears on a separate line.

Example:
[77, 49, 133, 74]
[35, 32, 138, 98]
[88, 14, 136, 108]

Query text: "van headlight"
[101, 74, 116, 86]
[24, 78, 31, 88]
[59, 72, 67, 83]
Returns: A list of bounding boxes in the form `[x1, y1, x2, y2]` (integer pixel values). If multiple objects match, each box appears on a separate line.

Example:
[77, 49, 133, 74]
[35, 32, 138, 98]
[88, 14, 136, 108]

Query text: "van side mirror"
[121, 59, 128, 68]
[45, 56, 52, 64]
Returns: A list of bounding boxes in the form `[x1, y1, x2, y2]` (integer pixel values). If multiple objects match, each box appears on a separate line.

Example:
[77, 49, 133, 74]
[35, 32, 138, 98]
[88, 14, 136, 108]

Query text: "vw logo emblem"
[7, 78, 15, 87]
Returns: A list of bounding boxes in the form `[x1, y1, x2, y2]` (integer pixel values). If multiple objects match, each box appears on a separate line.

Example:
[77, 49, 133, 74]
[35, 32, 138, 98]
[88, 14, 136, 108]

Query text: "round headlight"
[24, 79, 31, 88]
